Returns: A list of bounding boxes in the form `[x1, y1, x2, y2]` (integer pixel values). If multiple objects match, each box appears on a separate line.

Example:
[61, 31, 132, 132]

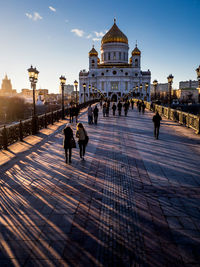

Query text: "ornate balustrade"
[0, 100, 97, 150]
[133, 99, 200, 134]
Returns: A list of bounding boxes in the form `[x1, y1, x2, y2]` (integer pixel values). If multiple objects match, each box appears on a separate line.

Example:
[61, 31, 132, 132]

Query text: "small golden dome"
[89, 46, 98, 57]
[97, 57, 100, 64]
[101, 20, 128, 45]
[132, 45, 141, 56]
[129, 57, 132, 64]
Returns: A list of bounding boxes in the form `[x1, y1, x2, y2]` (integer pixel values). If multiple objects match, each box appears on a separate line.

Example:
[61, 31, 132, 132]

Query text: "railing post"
[19, 120, 23, 141]
[186, 113, 190, 128]
[51, 111, 54, 125]
[44, 113, 47, 128]
[3, 125, 8, 150]
[196, 117, 200, 134]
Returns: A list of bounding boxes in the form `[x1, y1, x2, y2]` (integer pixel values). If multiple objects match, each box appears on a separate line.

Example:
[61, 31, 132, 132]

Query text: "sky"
[0, 0, 199, 93]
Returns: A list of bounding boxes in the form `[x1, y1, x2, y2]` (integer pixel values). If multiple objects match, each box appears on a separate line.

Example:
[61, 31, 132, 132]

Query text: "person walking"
[103, 102, 106, 117]
[88, 104, 93, 124]
[76, 123, 88, 160]
[131, 99, 134, 110]
[123, 101, 129, 116]
[141, 101, 146, 114]
[117, 101, 122, 116]
[152, 111, 162, 139]
[106, 102, 109, 117]
[112, 103, 116, 116]
[69, 105, 74, 123]
[138, 101, 142, 113]
[63, 124, 74, 164]
[74, 105, 79, 123]
[93, 105, 99, 125]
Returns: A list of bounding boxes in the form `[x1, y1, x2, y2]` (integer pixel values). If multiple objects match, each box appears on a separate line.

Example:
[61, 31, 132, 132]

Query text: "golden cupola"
[132, 45, 141, 56]
[101, 19, 128, 45]
[89, 46, 98, 57]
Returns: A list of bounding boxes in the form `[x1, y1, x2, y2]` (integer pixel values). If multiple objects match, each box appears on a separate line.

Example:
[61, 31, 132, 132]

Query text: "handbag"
[70, 137, 76, 148]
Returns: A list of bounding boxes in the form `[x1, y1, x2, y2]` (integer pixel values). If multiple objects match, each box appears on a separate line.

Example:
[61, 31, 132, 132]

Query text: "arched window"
[108, 52, 110, 60]
[92, 60, 95, 64]
[135, 59, 138, 67]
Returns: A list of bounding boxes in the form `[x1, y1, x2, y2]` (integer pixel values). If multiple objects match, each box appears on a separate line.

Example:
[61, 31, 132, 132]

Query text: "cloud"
[49, 6, 56, 12]
[25, 12, 43, 21]
[93, 38, 101, 42]
[86, 34, 92, 39]
[94, 31, 104, 37]
[71, 29, 84, 37]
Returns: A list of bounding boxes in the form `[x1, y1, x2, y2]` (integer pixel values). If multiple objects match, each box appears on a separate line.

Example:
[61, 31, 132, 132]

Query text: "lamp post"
[136, 85, 138, 98]
[28, 65, 39, 134]
[60, 75, 66, 119]
[153, 79, 158, 100]
[167, 74, 174, 107]
[89, 84, 91, 100]
[74, 80, 78, 105]
[140, 84, 142, 99]
[145, 82, 149, 101]
[92, 85, 95, 100]
[83, 83, 86, 103]
[196, 66, 200, 89]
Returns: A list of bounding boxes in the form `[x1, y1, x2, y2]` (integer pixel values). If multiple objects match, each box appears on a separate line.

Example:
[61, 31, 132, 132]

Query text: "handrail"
[0, 100, 98, 150]
[133, 99, 200, 134]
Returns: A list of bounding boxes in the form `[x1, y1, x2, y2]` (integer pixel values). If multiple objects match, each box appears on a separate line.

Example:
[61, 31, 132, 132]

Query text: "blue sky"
[0, 0, 199, 93]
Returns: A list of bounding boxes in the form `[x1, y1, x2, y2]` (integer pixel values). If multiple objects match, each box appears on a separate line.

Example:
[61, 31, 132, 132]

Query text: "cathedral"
[79, 20, 151, 103]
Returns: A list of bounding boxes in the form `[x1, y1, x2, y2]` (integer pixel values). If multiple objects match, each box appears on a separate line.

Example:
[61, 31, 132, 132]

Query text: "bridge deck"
[0, 106, 200, 266]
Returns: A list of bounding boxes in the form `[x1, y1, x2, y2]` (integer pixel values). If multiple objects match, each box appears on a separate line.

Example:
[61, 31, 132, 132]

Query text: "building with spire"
[0, 74, 16, 96]
[79, 20, 151, 102]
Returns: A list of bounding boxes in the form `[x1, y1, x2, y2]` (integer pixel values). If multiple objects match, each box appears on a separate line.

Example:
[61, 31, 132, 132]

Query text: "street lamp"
[145, 82, 149, 101]
[92, 85, 95, 100]
[28, 65, 39, 134]
[136, 85, 138, 98]
[88, 84, 91, 100]
[167, 74, 174, 107]
[140, 84, 142, 99]
[74, 80, 78, 105]
[83, 83, 86, 103]
[153, 80, 158, 100]
[60, 75, 66, 119]
[196, 66, 200, 89]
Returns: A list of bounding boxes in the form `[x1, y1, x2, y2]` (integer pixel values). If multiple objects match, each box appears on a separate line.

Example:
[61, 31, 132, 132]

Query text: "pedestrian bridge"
[0, 106, 200, 266]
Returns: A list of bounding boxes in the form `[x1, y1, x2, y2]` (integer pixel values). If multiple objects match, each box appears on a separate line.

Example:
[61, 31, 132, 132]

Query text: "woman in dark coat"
[63, 124, 74, 164]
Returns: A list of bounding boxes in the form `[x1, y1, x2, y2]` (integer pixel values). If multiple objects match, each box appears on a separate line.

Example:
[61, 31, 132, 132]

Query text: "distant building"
[20, 88, 49, 102]
[59, 84, 74, 95]
[150, 83, 169, 93]
[175, 88, 199, 103]
[0, 74, 17, 96]
[179, 80, 198, 89]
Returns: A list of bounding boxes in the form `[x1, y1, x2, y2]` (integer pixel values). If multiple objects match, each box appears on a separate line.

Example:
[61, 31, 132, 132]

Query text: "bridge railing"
[133, 99, 200, 134]
[0, 100, 98, 150]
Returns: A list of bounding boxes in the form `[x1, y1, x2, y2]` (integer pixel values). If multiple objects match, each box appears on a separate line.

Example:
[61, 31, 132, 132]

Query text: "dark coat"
[93, 107, 99, 117]
[153, 114, 162, 126]
[63, 127, 73, 149]
[117, 102, 122, 110]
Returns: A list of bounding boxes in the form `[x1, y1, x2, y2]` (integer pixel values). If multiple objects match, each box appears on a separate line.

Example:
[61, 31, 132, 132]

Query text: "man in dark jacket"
[112, 103, 116, 116]
[93, 105, 99, 125]
[152, 111, 162, 139]
[117, 101, 122, 116]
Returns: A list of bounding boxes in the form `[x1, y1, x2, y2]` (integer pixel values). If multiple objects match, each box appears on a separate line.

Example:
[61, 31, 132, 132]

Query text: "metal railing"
[133, 99, 200, 134]
[0, 100, 98, 150]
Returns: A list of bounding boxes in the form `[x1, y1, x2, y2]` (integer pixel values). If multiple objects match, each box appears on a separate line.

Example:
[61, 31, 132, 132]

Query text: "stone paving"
[0, 104, 200, 266]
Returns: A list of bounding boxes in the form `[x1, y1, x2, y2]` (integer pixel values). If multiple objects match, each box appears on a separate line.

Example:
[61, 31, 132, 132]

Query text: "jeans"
[154, 125, 160, 139]
[79, 140, 86, 158]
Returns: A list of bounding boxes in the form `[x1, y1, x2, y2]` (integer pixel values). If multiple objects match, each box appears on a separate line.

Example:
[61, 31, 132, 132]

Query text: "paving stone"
[0, 105, 199, 266]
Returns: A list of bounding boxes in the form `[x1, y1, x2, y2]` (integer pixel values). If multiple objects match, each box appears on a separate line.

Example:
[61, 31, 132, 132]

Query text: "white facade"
[179, 80, 198, 89]
[79, 21, 151, 103]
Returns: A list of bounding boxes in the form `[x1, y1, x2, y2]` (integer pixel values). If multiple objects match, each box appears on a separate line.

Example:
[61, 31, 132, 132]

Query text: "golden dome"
[97, 57, 100, 64]
[89, 46, 98, 57]
[132, 45, 141, 56]
[101, 20, 128, 45]
[129, 57, 132, 64]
